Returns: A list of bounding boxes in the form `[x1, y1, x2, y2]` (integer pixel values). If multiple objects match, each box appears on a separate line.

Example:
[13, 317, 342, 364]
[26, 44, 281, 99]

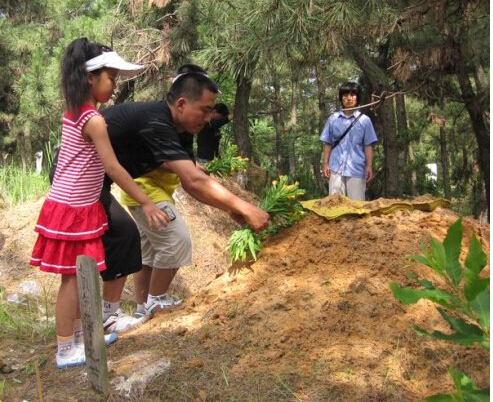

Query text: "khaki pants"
[329, 172, 366, 201]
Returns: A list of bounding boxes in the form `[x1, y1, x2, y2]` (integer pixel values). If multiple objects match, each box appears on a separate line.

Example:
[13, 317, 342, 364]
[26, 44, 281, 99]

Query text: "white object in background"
[35, 151, 43, 174]
[19, 280, 41, 295]
[425, 163, 437, 182]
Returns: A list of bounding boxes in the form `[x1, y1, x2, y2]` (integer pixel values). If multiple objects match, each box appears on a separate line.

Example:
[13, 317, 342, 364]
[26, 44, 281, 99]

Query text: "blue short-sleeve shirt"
[320, 110, 378, 178]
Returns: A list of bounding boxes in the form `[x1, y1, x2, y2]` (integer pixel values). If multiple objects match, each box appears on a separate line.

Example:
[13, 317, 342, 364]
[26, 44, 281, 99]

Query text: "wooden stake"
[76, 255, 109, 397]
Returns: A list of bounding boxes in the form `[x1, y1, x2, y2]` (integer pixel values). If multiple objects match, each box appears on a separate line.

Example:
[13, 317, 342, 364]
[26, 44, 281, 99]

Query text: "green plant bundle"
[227, 175, 307, 263]
[390, 219, 489, 350]
[205, 145, 249, 177]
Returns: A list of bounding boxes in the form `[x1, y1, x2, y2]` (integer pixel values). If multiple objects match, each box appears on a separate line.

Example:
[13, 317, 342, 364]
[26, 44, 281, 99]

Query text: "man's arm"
[322, 143, 332, 178]
[364, 145, 374, 182]
[162, 159, 270, 232]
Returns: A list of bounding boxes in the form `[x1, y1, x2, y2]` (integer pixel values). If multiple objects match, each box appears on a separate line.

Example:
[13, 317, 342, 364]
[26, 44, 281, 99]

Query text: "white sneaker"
[146, 294, 183, 314]
[74, 331, 118, 346]
[103, 309, 149, 333]
[56, 345, 86, 369]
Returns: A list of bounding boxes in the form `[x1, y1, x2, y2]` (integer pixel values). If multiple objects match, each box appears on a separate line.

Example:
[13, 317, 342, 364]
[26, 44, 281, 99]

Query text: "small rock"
[337, 301, 350, 311]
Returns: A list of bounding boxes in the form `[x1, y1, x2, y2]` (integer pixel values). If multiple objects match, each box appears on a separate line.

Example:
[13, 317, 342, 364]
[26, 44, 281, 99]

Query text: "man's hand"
[230, 204, 270, 233]
[365, 166, 374, 182]
[322, 164, 331, 178]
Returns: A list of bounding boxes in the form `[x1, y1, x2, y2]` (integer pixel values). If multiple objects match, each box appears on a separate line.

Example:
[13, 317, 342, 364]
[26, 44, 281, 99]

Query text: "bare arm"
[83, 116, 170, 228]
[322, 143, 332, 178]
[364, 145, 374, 182]
[162, 159, 270, 232]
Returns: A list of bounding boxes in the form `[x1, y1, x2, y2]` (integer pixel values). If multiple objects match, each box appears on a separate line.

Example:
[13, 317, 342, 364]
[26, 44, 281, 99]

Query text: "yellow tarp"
[301, 194, 450, 220]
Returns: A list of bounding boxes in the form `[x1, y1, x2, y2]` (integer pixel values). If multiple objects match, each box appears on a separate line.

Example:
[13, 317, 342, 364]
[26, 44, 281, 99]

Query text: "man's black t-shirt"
[101, 101, 194, 183]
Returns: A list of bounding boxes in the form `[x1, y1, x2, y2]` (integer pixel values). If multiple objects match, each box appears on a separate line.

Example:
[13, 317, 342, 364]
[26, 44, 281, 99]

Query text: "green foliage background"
[0, 0, 489, 216]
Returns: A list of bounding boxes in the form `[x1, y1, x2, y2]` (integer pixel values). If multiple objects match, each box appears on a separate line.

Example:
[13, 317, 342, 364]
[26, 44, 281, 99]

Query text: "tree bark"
[270, 75, 284, 175]
[395, 93, 408, 195]
[351, 47, 400, 197]
[17, 121, 33, 170]
[287, 67, 299, 177]
[314, 63, 330, 192]
[407, 143, 417, 196]
[456, 51, 490, 219]
[234, 74, 253, 160]
[439, 126, 451, 199]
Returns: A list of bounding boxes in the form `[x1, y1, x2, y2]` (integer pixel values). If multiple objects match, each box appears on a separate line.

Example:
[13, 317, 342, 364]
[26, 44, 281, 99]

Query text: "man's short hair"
[176, 64, 207, 75]
[167, 72, 219, 103]
[339, 81, 362, 106]
[213, 103, 229, 116]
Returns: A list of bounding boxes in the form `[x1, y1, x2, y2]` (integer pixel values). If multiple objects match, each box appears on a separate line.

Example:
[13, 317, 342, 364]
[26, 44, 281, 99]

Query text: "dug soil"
[0, 177, 489, 401]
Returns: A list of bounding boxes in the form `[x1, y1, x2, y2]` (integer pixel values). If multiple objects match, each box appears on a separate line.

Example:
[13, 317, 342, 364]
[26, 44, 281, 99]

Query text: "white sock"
[136, 303, 146, 314]
[57, 335, 75, 355]
[73, 319, 83, 346]
[145, 293, 165, 309]
[102, 301, 120, 321]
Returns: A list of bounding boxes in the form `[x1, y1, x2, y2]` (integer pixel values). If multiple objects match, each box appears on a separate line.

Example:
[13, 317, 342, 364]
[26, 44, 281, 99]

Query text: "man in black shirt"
[98, 71, 270, 332]
[196, 103, 233, 163]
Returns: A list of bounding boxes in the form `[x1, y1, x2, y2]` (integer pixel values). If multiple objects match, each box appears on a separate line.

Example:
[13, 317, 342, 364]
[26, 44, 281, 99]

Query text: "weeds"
[0, 288, 55, 342]
[205, 145, 249, 177]
[390, 219, 489, 400]
[0, 163, 49, 206]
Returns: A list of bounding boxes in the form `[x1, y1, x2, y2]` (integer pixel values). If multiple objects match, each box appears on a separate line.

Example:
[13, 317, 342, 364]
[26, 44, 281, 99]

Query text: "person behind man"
[196, 103, 233, 163]
[98, 68, 270, 328]
[320, 81, 378, 201]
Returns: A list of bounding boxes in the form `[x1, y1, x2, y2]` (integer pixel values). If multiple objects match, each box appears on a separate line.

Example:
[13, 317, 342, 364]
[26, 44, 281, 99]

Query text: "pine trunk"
[234, 75, 253, 160]
[351, 48, 400, 198]
[439, 126, 451, 199]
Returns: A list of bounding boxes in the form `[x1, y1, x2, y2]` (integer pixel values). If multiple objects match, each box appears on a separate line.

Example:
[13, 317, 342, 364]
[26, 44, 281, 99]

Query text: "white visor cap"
[85, 51, 144, 77]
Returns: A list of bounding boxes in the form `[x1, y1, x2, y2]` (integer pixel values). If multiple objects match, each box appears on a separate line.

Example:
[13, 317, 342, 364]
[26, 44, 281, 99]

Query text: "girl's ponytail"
[61, 38, 110, 117]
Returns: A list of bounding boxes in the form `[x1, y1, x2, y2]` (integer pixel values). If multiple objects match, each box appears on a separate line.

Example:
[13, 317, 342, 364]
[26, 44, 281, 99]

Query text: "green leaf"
[470, 289, 490, 329]
[443, 219, 462, 264]
[429, 238, 447, 275]
[413, 325, 485, 346]
[450, 367, 490, 401]
[464, 235, 489, 301]
[389, 283, 458, 308]
[442, 220, 463, 286]
[409, 254, 432, 267]
[465, 235, 487, 275]
[436, 308, 484, 337]
[445, 259, 463, 287]
[425, 395, 455, 402]
[417, 279, 435, 290]
[464, 274, 489, 303]
[426, 368, 490, 401]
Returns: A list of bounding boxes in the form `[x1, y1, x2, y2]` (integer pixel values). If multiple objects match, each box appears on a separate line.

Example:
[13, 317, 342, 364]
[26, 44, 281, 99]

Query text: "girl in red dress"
[30, 38, 170, 369]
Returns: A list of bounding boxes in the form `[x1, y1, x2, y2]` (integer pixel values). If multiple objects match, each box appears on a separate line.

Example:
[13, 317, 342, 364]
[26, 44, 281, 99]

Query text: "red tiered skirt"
[30, 198, 109, 274]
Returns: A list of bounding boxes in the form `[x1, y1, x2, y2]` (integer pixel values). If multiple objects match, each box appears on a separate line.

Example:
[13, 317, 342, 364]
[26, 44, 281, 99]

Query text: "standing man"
[320, 81, 378, 201]
[196, 103, 233, 163]
[98, 69, 270, 331]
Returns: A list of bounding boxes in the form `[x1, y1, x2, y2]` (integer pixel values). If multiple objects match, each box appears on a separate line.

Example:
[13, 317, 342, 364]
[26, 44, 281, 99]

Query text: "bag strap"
[332, 112, 363, 149]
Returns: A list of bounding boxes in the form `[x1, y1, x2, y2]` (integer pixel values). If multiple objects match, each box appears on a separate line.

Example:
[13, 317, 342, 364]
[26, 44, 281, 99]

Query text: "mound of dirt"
[0, 181, 489, 401]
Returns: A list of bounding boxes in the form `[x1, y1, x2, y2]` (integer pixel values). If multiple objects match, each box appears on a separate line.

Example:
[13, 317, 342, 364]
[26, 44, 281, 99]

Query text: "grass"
[0, 163, 50, 206]
[0, 287, 55, 400]
[0, 287, 55, 342]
